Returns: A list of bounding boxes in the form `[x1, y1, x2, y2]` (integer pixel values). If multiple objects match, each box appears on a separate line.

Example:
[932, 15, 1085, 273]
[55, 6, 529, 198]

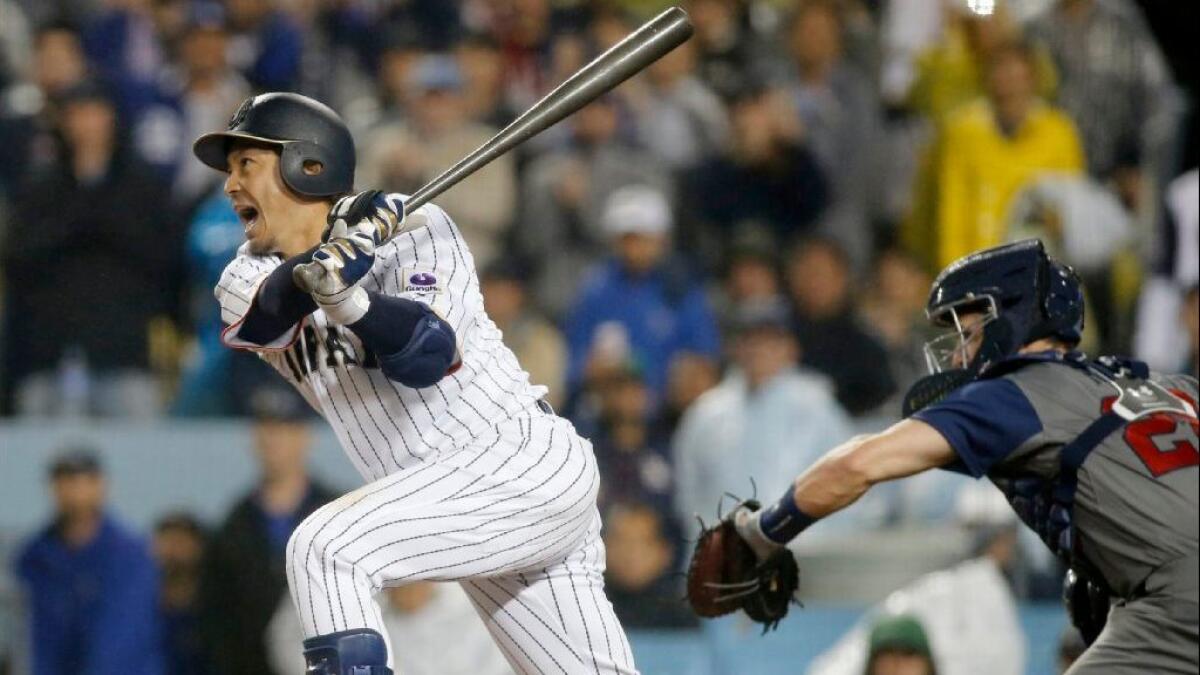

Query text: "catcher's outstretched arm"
[746, 419, 956, 550]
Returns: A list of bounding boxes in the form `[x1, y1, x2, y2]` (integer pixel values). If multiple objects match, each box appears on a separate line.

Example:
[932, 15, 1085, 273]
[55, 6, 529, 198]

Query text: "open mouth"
[235, 205, 260, 233]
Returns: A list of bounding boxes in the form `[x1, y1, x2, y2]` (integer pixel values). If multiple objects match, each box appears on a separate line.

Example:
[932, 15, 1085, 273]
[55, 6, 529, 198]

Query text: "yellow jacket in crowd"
[936, 100, 1084, 268]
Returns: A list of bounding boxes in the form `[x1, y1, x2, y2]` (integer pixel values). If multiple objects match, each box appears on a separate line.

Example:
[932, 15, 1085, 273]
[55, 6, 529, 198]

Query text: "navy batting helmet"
[193, 92, 355, 197]
[923, 239, 1084, 376]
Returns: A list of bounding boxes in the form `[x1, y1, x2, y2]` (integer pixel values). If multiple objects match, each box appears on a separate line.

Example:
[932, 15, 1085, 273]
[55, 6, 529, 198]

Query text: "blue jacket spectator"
[172, 186, 276, 416]
[13, 450, 164, 675]
[565, 185, 720, 402]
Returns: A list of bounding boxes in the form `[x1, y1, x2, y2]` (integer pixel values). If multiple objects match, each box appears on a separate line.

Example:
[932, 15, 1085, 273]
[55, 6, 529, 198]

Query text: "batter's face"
[224, 145, 328, 257]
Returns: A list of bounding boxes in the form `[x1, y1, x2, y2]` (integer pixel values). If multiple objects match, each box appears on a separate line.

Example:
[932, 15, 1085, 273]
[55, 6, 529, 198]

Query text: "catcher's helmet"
[924, 239, 1084, 376]
[193, 92, 355, 198]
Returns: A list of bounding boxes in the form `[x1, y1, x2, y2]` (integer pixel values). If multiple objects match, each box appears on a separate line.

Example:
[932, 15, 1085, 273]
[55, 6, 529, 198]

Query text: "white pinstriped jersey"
[215, 201, 548, 482]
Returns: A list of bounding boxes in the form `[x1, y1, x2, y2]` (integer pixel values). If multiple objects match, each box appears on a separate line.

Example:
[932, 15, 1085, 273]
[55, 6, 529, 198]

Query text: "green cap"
[868, 614, 931, 658]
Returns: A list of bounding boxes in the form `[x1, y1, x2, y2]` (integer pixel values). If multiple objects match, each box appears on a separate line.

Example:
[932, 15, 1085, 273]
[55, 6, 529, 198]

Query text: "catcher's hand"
[686, 499, 800, 631]
[322, 189, 405, 245]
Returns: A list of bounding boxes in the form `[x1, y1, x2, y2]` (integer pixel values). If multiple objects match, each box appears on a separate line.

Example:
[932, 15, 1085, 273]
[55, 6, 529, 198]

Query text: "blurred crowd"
[1, 0, 1197, 673]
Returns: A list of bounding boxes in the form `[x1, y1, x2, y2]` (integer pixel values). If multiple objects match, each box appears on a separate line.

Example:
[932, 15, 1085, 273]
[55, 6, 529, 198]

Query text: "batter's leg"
[285, 414, 636, 673]
[461, 513, 638, 675]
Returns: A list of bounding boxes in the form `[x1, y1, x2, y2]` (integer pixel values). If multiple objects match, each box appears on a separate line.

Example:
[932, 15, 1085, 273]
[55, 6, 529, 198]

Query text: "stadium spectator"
[1027, 0, 1180, 198]
[565, 184, 720, 404]
[13, 449, 164, 675]
[809, 485, 1027, 675]
[4, 80, 178, 417]
[479, 0, 561, 114]
[359, 54, 516, 268]
[786, 236, 896, 416]
[711, 226, 786, 336]
[626, 36, 729, 171]
[286, 0, 376, 110]
[267, 582, 513, 675]
[132, 3, 249, 211]
[223, 0, 303, 92]
[153, 513, 209, 675]
[1134, 167, 1199, 371]
[900, 2, 1057, 270]
[590, 366, 674, 517]
[685, 0, 769, 99]
[863, 614, 937, 675]
[859, 247, 934, 401]
[197, 385, 335, 675]
[673, 298, 853, 540]
[0, 0, 30, 86]
[339, 22, 425, 138]
[1004, 173, 1136, 351]
[0, 21, 89, 196]
[480, 259, 568, 409]
[660, 351, 720, 438]
[171, 184, 277, 416]
[80, 0, 167, 114]
[518, 94, 672, 317]
[683, 82, 828, 271]
[1184, 284, 1199, 378]
[454, 32, 517, 127]
[907, 3, 1056, 126]
[933, 41, 1083, 269]
[603, 501, 697, 629]
[782, 0, 884, 269]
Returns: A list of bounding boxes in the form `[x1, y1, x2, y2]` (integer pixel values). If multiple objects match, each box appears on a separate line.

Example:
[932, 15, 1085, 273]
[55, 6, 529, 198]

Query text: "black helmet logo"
[228, 97, 253, 130]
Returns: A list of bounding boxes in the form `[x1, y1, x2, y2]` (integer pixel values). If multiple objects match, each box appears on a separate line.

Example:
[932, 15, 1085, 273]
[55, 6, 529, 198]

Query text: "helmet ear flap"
[1040, 261, 1085, 343]
[277, 141, 326, 197]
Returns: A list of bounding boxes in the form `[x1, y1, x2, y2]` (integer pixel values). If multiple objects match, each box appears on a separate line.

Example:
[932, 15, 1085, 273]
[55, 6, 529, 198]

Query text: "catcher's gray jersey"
[916, 353, 1199, 672]
[914, 352, 1199, 599]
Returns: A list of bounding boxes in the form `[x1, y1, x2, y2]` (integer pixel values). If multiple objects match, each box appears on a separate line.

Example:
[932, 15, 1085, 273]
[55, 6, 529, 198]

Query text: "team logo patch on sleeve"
[401, 268, 443, 294]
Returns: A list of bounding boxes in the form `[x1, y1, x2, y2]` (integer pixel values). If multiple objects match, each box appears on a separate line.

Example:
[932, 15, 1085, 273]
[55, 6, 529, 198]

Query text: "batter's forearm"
[240, 246, 320, 344]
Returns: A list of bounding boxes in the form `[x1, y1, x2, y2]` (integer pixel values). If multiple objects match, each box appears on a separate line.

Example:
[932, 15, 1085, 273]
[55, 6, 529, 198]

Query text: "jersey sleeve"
[373, 203, 477, 338]
[913, 378, 1044, 478]
[214, 248, 302, 351]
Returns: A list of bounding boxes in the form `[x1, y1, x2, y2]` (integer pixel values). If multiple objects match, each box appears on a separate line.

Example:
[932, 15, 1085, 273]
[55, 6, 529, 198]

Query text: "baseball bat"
[402, 6, 693, 218]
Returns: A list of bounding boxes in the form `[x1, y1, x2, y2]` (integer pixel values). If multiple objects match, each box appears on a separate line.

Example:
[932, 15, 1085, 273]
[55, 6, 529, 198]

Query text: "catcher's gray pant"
[285, 412, 638, 675]
[1067, 556, 1199, 675]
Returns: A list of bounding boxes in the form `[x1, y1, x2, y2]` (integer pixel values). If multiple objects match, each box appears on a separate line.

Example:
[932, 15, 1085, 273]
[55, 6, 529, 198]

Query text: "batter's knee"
[286, 509, 332, 580]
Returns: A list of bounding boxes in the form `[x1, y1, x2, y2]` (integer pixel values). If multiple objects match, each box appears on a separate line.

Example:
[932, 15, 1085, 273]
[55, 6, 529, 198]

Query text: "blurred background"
[0, 0, 1196, 673]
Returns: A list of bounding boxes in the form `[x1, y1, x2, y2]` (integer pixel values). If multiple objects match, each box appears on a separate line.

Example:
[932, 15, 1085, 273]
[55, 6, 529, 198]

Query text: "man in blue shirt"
[14, 449, 164, 675]
[565, 184, 720, 404]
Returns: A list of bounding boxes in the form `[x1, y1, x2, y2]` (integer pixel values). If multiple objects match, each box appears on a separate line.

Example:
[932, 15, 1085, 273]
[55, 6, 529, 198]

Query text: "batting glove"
[323, 189, 405, 246]
[293, 232, 375, 325]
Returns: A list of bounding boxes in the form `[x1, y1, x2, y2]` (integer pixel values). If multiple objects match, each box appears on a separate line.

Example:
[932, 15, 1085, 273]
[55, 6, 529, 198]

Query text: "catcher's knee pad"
[302, 628, 392, 675]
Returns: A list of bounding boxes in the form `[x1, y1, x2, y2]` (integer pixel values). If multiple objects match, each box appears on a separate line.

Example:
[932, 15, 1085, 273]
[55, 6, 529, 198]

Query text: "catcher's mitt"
[686, 499, 801, 631]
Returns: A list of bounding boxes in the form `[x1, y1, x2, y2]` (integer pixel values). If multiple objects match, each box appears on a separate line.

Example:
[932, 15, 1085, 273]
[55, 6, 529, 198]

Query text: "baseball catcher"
[686, 240, 1198, 674]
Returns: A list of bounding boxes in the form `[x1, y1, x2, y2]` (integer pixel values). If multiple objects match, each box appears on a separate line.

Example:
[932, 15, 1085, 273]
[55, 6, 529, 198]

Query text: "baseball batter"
[694, 240, 1198, 673]
[194, 92, 637, 675]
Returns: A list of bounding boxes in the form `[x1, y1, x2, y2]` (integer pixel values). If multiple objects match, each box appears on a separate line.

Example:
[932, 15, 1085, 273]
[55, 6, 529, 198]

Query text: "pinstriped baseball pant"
[285, 411, 639, 675]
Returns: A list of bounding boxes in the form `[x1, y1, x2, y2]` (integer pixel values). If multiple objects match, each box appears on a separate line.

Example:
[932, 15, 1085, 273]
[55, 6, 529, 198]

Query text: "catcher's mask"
[902, 239, 1084, 416]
